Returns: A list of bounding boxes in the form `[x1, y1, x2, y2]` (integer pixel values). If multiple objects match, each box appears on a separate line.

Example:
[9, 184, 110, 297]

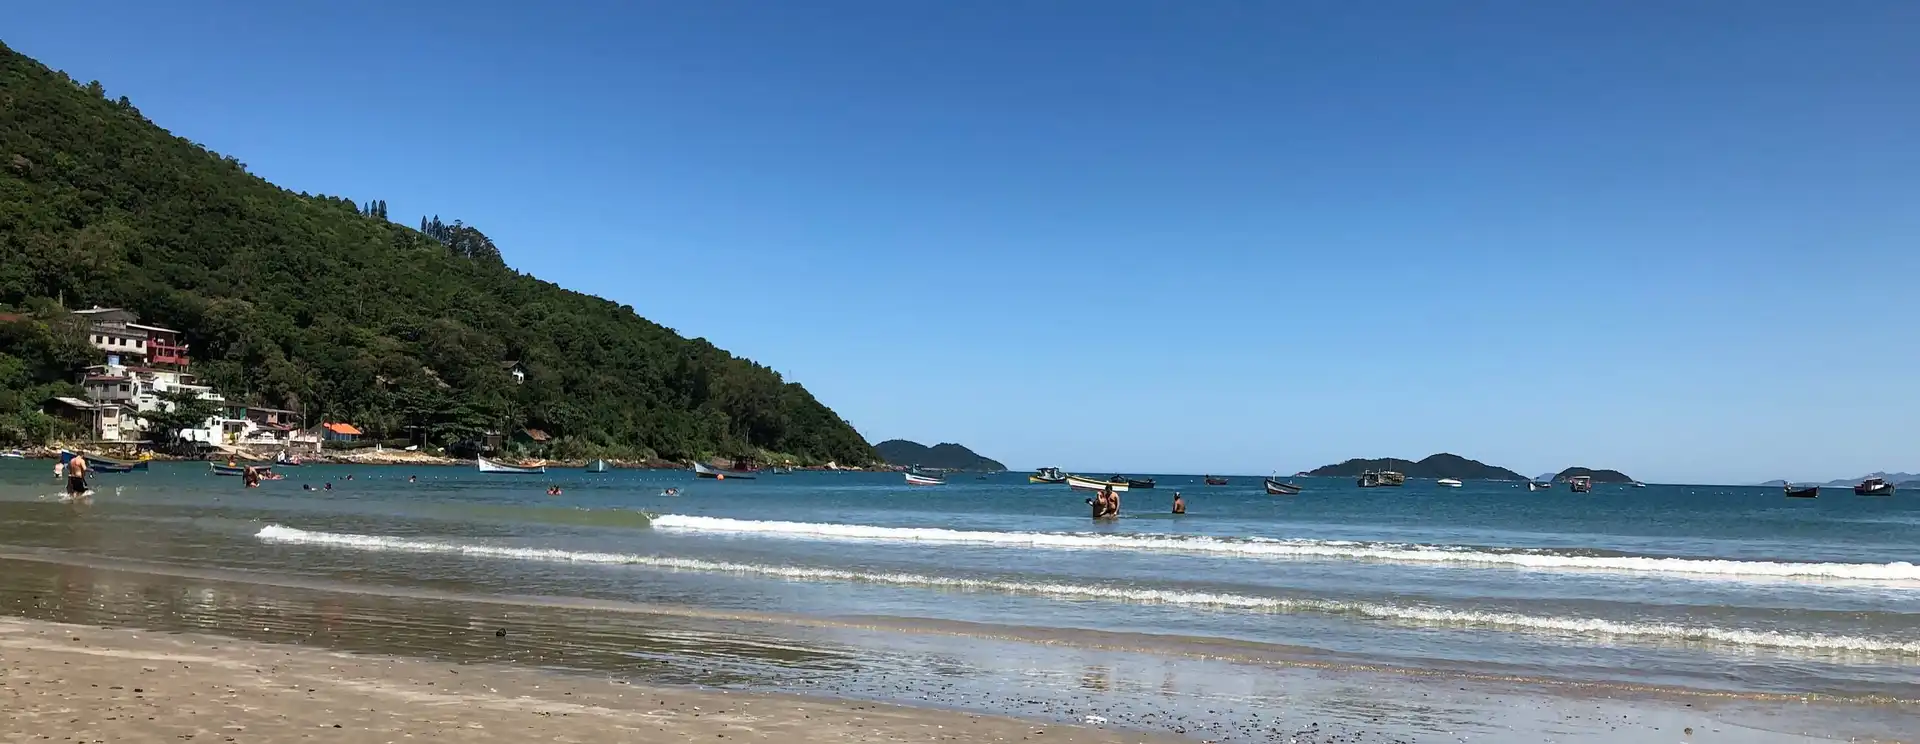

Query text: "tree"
[138, 389, 222, 445]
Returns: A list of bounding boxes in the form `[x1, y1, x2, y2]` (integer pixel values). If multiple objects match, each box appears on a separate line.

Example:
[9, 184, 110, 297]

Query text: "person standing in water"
[1171, 492, 1186, 514]
[63, 454, 90, 502]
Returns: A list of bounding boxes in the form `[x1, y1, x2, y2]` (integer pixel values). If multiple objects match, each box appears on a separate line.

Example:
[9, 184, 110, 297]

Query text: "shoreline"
[0, 550, 1905, 743]
[0, 616, 1167, 743]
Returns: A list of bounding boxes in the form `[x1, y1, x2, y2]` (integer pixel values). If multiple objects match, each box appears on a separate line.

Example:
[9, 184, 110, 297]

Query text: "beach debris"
[1082, 715, 1107, 725]
[495, 628, 507, 638]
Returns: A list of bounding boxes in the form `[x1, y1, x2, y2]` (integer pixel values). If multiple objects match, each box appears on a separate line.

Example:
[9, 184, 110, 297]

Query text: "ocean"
[1, 461, 1915, 740]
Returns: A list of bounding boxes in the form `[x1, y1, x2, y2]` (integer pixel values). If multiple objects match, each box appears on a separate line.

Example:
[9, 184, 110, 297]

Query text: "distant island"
[874, 440, 1006, 471]
[1553, 467, 1635, 484]
[1306, 453, 1526, 481]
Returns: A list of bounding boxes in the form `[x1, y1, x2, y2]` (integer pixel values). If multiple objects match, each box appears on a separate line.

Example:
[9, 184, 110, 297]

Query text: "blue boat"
[60, 450, 148, 473]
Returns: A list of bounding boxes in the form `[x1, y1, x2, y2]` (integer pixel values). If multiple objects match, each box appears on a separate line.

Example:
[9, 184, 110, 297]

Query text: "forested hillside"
[0, 41, 875, 464]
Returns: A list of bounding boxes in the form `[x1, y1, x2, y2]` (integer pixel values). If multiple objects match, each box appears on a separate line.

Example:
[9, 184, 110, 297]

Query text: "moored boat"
[769, 465, 793, 475]
[1029, 467, 1067, 484]
[1436, 478, 1463, 488]
[1203, 475, 1229, 486]
[904, 472, 945, 486]
[477, 456, 547, 475]
[1568, 475, 1593, 493]
[692, 461, 757, 480]
[1264, 478, 1302, 495]
[209, 463, 269, 476]
[1357, 470, 1405, 488]
[1784, 484, 1820, 498]
[1528, 481, 1553, 491]
[585, 459, 611, 473]
[0, 450, 24, 459]
[1855, 478, 1895, 496]
[1066, 474, 1129, 493]
[1124, 477, 1156, 489]
[1630, 482, 1648, 488]
[273, 451, 304, 467]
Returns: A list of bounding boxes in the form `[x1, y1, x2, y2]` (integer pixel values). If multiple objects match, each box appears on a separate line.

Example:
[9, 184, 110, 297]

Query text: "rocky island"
[874, 440, 1006, 471]
[1306, 453, 1526, 481]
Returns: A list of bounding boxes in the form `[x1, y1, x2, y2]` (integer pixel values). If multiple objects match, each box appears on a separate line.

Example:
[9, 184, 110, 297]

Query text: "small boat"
[904, 472, 946, 486]
[1264, 478, 1302, 495]
[1203, 475, 1229, 486]
[1357, 470, 1406, 488]
[769, 465, 794, 475]
[1855, 478, 1895, 496]
[585, 459, 611, 473]
[1784, 484, 1820, 498]
[1124, 477, 1156, 489]
[0, 450, 24, 459]
[1630, 482, 1648, 488]
[1568, 475, 1593, 494]
[1066, 474, 1129, 493]
[210, 463, 268, 477]
[477, 456, 547, 475]
[1029, 467, 1067, 484]
[89, 460, 148, 473]
[1528, 481, 1553, 492]
[273, 451, 304, 467]
[692, 461, 757, 480]
[1436, 478, 1464, 488]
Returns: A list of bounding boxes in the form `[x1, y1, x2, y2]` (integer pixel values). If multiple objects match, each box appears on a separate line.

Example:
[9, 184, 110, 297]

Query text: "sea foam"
[646, 514, 1920, 583]
[254, 524, 1920, 655]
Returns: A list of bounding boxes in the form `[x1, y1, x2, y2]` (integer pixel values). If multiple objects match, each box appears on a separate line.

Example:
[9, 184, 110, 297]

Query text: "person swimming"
[323, 482, 333, 491]
[302, 484, 314, 491]
[1171, 492, 1186, 514]
[408, 475, 417, 483]
[661, 487, 681, 496]
[547, 485, 563, 496]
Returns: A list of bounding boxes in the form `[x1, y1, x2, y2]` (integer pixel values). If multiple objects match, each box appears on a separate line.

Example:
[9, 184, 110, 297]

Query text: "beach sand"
[0, 617, 1172, 743]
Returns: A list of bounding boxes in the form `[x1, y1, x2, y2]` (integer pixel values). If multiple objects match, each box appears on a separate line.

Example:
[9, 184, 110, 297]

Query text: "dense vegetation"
[1552, 467, 1635, 483]
[0, 42, 875, 464]
[873, 440, 1006, 471]
[1307, 453, 1527, 481]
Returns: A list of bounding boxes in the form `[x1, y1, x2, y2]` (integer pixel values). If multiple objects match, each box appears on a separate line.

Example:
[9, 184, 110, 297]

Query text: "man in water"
[1172, 492, 1186, 514]
[63, 454, 90, 501]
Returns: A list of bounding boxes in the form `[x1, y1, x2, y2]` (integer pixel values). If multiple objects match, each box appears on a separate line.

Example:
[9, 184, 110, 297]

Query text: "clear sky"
[9, 2, 1917, 484]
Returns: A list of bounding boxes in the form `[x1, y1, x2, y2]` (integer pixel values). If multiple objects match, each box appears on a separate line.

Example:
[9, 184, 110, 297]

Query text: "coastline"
[0, 616, 1165, 744]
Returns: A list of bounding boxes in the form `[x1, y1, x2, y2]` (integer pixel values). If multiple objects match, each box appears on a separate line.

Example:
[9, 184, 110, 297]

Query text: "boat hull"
[1785, 486, 1820, 498]
[1203, 477, 1228, 486]
[1437, 479, 1463, 488]
[1029, 475, 1067, 484]
[1124, 478, 1156, 489]
[904, 473, 945, 486]
[477, 457, 547, 474]
[692, 462, 756, 480]
[1066, 475, 1128, 493]
[1264, 479, 1302, 495]
[1855, 484, 1895, 496]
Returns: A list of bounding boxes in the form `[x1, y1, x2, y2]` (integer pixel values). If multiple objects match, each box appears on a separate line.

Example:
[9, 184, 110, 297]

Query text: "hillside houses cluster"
[39, 307, 352, 452]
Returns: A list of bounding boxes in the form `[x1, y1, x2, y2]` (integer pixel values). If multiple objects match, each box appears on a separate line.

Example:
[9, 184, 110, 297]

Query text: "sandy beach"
[0, 617, 1170, 744]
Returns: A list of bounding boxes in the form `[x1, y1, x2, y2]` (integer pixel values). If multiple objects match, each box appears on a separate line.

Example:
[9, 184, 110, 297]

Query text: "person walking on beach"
[63, 454, 90, 501]
[1171, 492, 1185, 514]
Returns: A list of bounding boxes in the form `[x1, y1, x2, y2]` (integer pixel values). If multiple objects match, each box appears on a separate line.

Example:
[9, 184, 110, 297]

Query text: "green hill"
[1554, 467, 1635, 484]
[1306, 453, 1527, 481]
[0, 42, 874, 464]
[874, 440, 1005, 471]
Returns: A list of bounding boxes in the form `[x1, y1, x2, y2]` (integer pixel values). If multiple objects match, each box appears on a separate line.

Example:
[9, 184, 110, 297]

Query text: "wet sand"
[0, 617, 1172, 743]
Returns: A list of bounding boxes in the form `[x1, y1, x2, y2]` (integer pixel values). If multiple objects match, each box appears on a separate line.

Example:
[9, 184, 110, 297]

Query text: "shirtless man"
[1171, 492, 1186, 514]
[63, 454, 90, 502]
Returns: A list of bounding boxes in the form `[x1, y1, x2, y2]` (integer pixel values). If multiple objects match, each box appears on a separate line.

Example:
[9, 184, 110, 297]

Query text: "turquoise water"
[2, 461, 1917, 702]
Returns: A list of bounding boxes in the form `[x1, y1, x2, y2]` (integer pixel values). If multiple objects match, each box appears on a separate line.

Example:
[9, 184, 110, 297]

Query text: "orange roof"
[322, 422, 363, 436]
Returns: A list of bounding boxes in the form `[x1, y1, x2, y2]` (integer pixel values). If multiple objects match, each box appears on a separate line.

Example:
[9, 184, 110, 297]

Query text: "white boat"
[692, 462, 756, 480]
[0, 450, 24, 459]
[1437, 478, 1463, 488]
[585, 459, 611, 473]
[477, 456, 546, 474]
[904, 472, 945, 486]
[1065, 474, 1129, 493]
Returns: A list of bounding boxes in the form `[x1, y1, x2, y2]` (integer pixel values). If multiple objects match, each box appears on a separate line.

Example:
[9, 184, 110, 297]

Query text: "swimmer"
[1171, 492, 1186, 514]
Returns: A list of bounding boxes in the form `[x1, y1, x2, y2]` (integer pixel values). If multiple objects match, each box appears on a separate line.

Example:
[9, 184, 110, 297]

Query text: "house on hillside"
[79, 361, 227, 444]
[71, 307, 190, 370]
[500, 361, 526, 385]
[44, 396, 126, 442]
[320, 422, 363, 443]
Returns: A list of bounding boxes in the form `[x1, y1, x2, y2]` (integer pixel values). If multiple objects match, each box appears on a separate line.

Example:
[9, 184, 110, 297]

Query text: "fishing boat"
[1436, 478, 1464, 488]
[209, 463, 262, 476]
[1527, 481, 1553, 492]
[585, 459, 611, 473]
[273, 451, 304, 467]
[692, 462, 757, 480]
[1568, 475, 1593, 493]
[1066, 474, 1129, 493]
[1264, 478, 1302, 495]
[1029, 467, 1067, 484]
[477, 456, 547, 475]
[1124, 477, 1156, 489]
[1855, 478, 1895, 496]
[1784, 484, 1820, 498]
[1203, 475, 1229, 486]
[62, 451, 148, 472]
[904, 471, 946, 486]
[1357, 470, 1406, 488]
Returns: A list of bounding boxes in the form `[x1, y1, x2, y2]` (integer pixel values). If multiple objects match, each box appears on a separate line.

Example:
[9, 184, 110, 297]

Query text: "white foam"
[255, 525, 1920, 656]
[647, 514, 1920, 583]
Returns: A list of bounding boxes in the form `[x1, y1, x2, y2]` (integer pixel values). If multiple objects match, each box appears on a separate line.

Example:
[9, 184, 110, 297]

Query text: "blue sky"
[9, 2, 1917, 483]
